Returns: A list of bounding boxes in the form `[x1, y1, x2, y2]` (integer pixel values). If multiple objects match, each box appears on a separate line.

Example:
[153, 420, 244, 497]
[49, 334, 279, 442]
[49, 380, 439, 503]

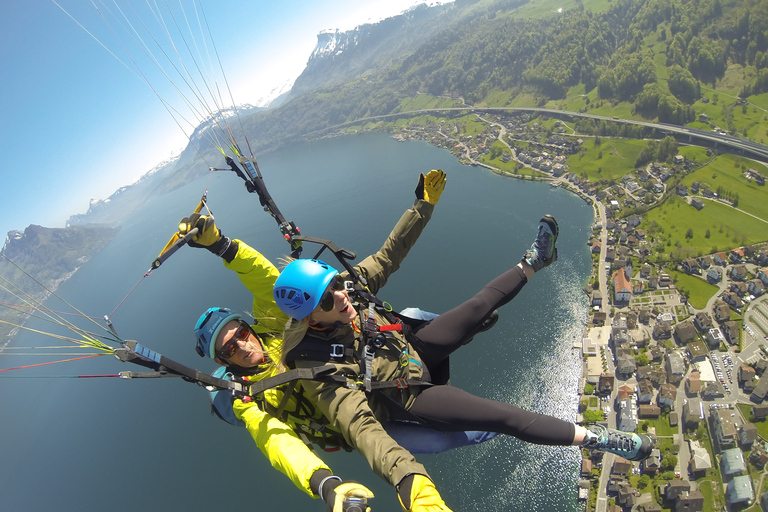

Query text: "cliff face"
[0, 224, 120, 341]
[289, 3, 451, 97]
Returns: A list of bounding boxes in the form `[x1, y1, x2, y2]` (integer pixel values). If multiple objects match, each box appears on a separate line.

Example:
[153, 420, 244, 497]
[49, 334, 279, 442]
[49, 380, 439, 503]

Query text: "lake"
[0, 133, 594, 511]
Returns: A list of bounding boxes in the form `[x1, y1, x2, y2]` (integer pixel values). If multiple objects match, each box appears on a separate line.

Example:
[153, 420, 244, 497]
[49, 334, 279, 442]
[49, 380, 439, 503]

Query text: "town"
[365, 109, 768, 512]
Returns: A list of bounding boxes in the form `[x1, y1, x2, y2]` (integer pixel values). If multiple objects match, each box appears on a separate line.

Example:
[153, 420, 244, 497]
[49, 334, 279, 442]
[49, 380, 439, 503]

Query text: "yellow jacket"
[224, 241, 330, 498]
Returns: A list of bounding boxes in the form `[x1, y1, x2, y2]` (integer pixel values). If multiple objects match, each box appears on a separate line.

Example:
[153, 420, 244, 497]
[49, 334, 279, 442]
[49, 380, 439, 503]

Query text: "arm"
[352, 199, 434, 295]
[297, 367, 429, 487]
[224, 240, 289, 334]
[233, 398, 331, 498]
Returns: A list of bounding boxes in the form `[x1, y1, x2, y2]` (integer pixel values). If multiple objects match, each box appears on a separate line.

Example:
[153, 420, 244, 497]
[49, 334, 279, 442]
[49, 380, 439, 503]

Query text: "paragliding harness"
[281, 235, 438, 427]
[113, 339, 355, 451]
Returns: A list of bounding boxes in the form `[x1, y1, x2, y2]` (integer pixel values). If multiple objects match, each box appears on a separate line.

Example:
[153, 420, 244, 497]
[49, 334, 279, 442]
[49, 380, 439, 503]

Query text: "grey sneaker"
[523, 215, 559, 271]
[583, 425, 655, 462]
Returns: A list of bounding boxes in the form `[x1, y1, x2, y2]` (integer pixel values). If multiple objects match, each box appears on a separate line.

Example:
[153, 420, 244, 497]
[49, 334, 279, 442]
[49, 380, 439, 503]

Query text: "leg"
[412, 264, 528, 368]
[411, 215, 559, 369]
[407, 385, 576, 446]
[408, 386, 655, 460]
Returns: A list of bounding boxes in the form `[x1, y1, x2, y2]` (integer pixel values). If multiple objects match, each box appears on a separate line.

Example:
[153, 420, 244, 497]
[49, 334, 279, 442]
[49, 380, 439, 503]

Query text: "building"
[722, 447, 747, 476]
[712, 409, 738, 447]
[666, 352, 686, 384]
[727, 475, 753, 505]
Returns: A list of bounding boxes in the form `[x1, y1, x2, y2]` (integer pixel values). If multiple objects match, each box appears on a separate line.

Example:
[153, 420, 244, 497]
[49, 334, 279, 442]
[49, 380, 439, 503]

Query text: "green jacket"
[289, 199, 434, 487]
[224, 241, 332, 498]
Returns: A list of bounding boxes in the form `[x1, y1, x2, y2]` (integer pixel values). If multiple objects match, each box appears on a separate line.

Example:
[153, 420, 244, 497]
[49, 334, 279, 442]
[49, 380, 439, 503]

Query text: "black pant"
[408, 265, 576, 446]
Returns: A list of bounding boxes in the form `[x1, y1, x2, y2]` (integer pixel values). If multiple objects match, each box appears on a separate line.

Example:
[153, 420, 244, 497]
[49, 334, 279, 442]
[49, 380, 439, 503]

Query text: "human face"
[309, 282, 357, 326]
[215, 320, 264, 367]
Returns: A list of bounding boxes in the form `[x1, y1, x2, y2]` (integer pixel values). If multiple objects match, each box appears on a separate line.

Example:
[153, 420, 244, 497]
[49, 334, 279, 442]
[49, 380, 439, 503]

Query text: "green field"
[670, 271, 720, 310]
[566, 138, 645, 181]
[643, 193, 768, 258]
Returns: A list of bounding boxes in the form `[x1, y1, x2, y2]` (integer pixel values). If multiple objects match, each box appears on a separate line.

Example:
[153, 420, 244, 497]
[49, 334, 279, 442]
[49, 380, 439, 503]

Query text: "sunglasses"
[318, 275, 346, 312]
[217, 321, 252, 359]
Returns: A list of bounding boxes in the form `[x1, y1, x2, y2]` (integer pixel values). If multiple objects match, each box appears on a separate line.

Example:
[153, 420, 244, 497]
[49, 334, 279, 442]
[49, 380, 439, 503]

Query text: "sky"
[0, 0, 447, 242]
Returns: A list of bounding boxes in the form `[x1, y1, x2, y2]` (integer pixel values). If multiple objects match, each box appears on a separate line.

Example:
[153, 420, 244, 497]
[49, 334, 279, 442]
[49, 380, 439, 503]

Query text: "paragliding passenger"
[272, 170, 655, 512]
[184, 217, 374, 512]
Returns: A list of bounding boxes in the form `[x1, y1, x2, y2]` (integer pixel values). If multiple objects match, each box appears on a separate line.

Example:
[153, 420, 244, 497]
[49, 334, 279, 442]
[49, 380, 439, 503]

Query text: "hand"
[398, 475, 452, 512]
[414, 170, 446, 205]
[179, 214, 221, 248]
[328, 481, 374, 512]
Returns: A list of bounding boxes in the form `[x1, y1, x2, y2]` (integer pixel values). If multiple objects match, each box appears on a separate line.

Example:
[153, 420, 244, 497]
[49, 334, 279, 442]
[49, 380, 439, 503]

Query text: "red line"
[0, 354, 106, 373]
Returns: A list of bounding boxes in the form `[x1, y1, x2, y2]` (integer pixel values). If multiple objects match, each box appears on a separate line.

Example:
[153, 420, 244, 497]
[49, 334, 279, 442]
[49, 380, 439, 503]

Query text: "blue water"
[0, 133, 593, 511]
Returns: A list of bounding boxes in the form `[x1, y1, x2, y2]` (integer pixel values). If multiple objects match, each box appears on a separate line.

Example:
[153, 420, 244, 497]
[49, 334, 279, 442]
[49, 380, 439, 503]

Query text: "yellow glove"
[179, 213, 221, 248]
[398, 475, 453, 512]
[329, 481, 374, 512]
[415, 169, 447, 205]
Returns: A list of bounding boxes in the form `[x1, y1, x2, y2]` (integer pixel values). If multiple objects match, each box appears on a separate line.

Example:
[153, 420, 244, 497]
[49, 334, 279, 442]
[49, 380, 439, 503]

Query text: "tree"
[584, 383, 595, 395]
[685, 228, 694, 239]
[662, 454, 678, 471]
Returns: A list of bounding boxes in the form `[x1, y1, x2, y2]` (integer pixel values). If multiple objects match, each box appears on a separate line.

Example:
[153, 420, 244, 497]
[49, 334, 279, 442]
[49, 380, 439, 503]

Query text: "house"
[617, 398, 638, 432]
[633, 281, 644, 294]
[691, 198, 704, 210]
[740, 366, 757, 389]
[712, 409, 738, 447]
[751, 443, 768, 467]
[759, 268, 768, 286]
[694, 312, 714, 332]
[730, 264, 748, 281]
[749, 278, 765, 296]
[721, 322, 739, 346]
[752, 376, 768, 403]
[591, 290, 602, 307]
[640, 263, 652, 277]
[730, 248, 746, 264]
[707, 267, 722, 283]
[740, 423, 758, 446]
[658, 383, 677, 408]
[664, 480, 692, 501]
[675, 490, 705, 512]
[637, 379, 654, 403]
[612, 457, 632, 475]
[723, 291, 744, 310]
[581, 459, 593, 477]
[639, 404, 661, 418]
[666, 352, 686, 383]
[722, 447, 747, 475]
[675, 322, 699, 344]
[642, 449, 661, 474]
[713, 300, 731, 322]
[648, 274, 660, 289]
[727, 475, 754, 505]
[616, 482, 638, 508]
[730, 281, 749, 297]
[714, 252, 728, 266]
[706, 327, 725, 349]
[654, 321, 673, 340]
[687, 341, 708, 362]
[683, 398, 703, 428]
[598, 373, 615, 396]
[682, 257, 699, 274]
[698, 255, 713, 269]
[617, 355, 637, 377]
[686, 371, 702, 396]
[612, 269, 632, 303]
[689, 440, 713, 475]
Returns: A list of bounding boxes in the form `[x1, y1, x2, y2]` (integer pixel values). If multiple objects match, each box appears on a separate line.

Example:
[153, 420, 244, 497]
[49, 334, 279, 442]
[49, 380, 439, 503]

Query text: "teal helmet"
[274, 259, 338, 320]
[195, 307, 241, 359]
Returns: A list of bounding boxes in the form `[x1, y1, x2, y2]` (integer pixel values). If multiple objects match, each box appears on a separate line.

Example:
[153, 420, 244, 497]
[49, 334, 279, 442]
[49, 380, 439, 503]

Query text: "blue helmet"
[274, 259, 338, 320]
[195, 307, 242, 359]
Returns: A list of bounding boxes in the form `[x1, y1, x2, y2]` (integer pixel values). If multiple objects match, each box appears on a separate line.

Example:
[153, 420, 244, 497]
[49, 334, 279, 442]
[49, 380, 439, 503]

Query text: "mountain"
[0, 224, 120, 341]
[289, 2, 452, 97]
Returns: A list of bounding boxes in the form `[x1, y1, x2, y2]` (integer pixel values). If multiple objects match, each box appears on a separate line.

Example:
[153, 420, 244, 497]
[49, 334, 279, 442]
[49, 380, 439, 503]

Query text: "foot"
[582, 425, 655, 462]
[522, 215, 558, 271]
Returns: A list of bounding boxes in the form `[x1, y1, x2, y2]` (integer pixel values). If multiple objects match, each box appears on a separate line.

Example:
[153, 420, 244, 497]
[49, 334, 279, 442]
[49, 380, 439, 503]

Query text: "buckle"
[329, 344, 345, 358]
[395, 378, 408, 389]
[344, 280, 354, 292]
